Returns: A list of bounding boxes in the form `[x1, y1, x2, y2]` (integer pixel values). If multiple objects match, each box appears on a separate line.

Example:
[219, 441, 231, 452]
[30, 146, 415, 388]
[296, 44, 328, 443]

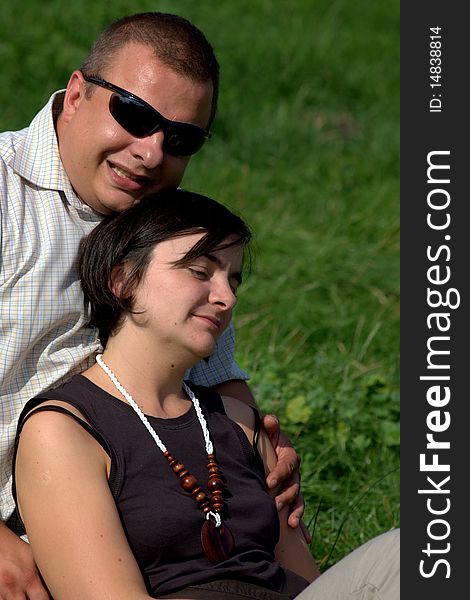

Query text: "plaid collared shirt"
[0, 92, 248, 522]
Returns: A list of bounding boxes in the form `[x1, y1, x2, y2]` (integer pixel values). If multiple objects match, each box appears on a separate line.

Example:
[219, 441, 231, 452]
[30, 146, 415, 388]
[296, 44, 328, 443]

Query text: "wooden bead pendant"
[201, 516, 235, 564]
[164, 451, 234, 563]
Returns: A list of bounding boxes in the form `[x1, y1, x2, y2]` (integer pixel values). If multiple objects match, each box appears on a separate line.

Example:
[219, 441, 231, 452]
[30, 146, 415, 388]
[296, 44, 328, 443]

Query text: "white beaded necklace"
[96, 353, 213, 456]
[95, 353, 235, 563]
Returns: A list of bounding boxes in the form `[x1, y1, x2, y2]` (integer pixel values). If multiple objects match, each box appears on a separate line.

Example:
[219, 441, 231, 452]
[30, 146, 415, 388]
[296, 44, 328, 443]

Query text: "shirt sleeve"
[185, 321, 249, 387]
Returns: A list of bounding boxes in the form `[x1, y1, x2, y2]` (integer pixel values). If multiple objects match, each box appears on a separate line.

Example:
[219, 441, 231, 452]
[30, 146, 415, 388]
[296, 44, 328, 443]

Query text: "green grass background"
[0, 0, 399, 570]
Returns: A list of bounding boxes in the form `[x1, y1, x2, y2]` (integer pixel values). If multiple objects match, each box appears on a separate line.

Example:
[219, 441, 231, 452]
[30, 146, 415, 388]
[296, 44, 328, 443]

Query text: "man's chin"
[98, 193, 144, 215]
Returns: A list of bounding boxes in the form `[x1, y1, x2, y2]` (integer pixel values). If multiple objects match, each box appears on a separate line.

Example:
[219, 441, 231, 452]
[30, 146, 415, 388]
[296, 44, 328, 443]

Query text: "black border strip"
[401, 2, 468, 595]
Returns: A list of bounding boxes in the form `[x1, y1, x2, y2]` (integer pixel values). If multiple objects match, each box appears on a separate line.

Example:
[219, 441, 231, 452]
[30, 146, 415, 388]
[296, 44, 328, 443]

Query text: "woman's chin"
[193, 341, 216, 362]
[182, 333, 218, 365]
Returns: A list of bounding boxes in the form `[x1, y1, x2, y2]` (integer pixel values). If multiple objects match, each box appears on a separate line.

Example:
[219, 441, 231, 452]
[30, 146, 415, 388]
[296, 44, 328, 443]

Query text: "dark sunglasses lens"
[109, 94, 158, 137]
[164, 128, 207, 156]
[109, 93, 207, 156]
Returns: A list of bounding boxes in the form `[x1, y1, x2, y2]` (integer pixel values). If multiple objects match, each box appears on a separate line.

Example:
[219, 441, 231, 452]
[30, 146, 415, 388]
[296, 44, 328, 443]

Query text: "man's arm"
[0, 520, 50, 599]
[212, 379, 309, 539]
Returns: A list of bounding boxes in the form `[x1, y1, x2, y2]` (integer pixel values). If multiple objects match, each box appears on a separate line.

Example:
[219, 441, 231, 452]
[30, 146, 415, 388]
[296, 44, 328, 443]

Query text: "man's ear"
[109, 263, 127, 298]
[61, 70, 87, 124]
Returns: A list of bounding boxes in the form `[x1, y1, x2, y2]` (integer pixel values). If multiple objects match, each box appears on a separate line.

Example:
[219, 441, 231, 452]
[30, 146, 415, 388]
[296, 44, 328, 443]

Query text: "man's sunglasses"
[82, 74, 211, 156]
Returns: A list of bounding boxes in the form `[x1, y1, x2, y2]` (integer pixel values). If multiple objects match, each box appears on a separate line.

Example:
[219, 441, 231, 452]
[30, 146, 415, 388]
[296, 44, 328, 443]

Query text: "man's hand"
[262, 414, 312, 544]
[0, 521, 50, 599]
[211, 381, 312, 543]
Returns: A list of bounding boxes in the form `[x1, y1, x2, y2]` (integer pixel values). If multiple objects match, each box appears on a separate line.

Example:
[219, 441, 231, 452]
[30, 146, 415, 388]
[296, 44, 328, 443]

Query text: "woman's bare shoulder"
[220, 394, 257, 444]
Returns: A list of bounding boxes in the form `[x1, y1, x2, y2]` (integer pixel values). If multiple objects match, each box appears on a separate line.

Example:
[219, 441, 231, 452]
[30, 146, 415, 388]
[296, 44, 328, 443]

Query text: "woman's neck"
[83, 330, 198, 418]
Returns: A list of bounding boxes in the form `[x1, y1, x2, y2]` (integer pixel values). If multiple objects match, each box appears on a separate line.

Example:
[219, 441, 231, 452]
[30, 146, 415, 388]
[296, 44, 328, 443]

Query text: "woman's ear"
[109, 263, 127, 298]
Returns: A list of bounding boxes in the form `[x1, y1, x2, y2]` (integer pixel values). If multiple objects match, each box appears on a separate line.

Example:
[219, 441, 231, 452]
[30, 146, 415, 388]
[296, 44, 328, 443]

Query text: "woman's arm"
[214, 379, 305, 531]
[221, 396, 320, 583]
[256, 429, 320, 583]
[15, 406, 153, 600]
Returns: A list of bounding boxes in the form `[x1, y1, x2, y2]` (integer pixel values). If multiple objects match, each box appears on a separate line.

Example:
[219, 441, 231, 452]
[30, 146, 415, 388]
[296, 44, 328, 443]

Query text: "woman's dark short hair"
[79, 189, 251, 347]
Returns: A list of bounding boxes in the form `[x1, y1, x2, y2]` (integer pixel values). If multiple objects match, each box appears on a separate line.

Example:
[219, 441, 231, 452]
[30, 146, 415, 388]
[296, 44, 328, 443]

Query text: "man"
[0, 12, 304, 598]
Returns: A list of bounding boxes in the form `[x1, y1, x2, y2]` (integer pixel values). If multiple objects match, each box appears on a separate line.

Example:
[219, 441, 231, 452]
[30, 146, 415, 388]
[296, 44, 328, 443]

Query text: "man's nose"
[129, 130, 165, 169]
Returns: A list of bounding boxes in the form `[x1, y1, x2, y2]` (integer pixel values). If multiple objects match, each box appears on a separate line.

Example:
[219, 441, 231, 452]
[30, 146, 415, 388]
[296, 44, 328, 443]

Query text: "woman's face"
[121, 232, 244, 360]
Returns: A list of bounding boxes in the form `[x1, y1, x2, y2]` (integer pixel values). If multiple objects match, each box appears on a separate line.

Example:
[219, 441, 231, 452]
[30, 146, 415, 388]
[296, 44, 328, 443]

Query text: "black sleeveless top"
[14, 375, 306, 598]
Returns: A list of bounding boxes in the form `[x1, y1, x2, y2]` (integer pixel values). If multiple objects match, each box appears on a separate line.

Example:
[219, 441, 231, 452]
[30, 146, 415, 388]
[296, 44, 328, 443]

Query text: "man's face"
[57, 43, 213, 215]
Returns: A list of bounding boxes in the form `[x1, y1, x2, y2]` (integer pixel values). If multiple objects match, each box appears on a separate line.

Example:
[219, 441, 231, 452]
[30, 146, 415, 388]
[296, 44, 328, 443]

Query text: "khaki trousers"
[296, 529, 400, 600]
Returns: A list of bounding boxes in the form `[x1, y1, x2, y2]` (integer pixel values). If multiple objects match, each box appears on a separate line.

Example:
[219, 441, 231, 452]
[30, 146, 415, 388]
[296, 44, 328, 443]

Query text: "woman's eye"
[189, 268, 208, 279]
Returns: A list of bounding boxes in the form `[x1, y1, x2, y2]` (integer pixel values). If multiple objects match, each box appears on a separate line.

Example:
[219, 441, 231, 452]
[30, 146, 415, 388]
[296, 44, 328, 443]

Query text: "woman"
[14, 189, 318, 599]
[13, 189, 399, 599]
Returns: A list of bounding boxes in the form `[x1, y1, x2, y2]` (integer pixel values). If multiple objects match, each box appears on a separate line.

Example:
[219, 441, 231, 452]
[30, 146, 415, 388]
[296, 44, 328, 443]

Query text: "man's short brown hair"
[80, 12, 219, 126]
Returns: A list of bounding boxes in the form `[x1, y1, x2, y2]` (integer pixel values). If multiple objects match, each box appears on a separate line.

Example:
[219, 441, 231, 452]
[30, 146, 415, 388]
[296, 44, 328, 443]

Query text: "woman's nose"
[209, 279, 237, 310]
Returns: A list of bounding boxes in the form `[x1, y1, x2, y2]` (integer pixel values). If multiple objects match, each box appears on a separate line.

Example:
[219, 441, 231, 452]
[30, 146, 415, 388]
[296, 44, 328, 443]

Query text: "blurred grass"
[0, 0, 399, 569]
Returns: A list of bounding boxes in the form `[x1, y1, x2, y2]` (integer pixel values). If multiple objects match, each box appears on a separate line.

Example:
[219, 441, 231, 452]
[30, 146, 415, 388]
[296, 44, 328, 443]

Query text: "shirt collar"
[11, 90, 96, 214]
